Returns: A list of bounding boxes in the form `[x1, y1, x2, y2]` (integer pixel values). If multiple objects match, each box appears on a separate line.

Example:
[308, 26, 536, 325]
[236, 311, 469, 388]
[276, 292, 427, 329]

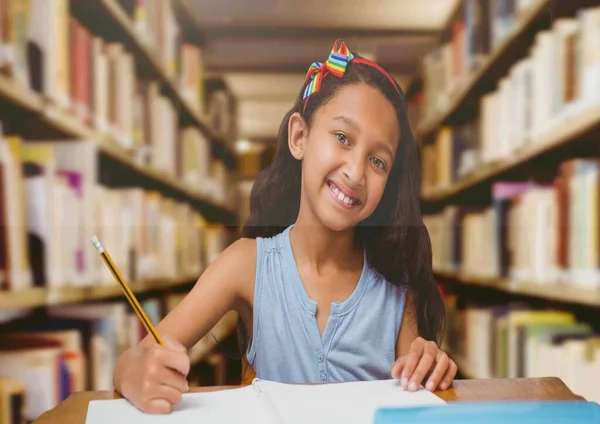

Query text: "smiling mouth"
[326, 180, 361, 208]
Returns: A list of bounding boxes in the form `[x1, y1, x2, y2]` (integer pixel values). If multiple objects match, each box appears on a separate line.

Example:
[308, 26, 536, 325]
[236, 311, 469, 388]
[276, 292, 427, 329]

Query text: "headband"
[302, 39, 400, 112]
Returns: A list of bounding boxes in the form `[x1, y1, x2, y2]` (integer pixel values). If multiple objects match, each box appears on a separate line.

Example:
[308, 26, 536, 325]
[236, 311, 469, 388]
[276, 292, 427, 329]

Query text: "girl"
[112, 40, 457, 414]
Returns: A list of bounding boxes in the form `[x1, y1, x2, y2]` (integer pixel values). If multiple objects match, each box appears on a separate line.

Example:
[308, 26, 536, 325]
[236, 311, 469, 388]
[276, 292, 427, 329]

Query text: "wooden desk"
[33, 377, 584, 424]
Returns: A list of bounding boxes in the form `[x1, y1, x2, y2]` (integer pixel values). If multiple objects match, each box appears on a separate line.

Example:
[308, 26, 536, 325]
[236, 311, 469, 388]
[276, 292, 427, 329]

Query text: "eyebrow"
[333, 115, 358, 130]
[333, 116, 395, 159]
[376, 141, 395, 160]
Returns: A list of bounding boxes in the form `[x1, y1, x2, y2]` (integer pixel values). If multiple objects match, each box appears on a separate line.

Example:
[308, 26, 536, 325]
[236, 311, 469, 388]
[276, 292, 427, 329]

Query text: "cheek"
[304, 141, 337, 177]
[366, 177, 388, 206]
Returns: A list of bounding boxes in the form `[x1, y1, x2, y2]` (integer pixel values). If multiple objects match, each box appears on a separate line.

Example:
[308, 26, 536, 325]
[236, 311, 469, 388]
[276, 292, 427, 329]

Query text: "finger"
[391, 356, 406, 379]
[400, 342, 424, 388]
[153, 348, 191, 376]
[142, 399, 172, 415]
[153, 366, 190, 393]
[439, 360, 458, 391]
[408, 348, 436, 391]
[151, 384, 184, 407]
[163, 336, 187, 353]
[425, 352, 449, 391]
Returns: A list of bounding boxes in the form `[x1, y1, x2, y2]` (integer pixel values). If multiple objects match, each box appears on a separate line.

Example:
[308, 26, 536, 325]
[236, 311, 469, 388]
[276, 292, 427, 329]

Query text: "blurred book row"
[420, 1, 600, 195]
[424, 160, 600, 289]
[0, 128, 232, 297]
[442, 293, 600, 404]
[2, 0, 235, 136]
[419, 0, 541, 126]
[0, 0, 238, 207]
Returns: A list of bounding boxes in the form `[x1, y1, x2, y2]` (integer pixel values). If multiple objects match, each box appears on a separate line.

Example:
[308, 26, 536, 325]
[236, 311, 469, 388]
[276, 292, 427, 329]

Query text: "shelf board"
[40, 103, 99, 139]
[0, 52, 235, 222]
[0, 287, 46, 310]
[435, 269, 600, 308]
[416, 0, 550, 137]
[0, 75, 43, 111]
[35, 104, 236, 221]
[189, 310, 238, 363]
[421, 105, 600, 203]
[97, 136, 235, 219]
[0, 275, 197, 310]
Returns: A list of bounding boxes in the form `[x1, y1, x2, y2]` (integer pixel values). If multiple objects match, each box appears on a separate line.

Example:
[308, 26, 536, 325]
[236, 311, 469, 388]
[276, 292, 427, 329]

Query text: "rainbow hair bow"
[303, 40, 355, 100]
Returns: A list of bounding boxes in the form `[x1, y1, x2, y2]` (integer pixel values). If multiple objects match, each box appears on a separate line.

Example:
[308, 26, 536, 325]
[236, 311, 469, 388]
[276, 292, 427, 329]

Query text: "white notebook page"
[255, 379, 447, 424]
[84, 379, 446, 424]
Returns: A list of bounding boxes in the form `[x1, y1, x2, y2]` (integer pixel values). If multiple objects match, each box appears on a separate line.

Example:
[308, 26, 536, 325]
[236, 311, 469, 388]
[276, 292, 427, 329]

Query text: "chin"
[317, 214, 356, 233]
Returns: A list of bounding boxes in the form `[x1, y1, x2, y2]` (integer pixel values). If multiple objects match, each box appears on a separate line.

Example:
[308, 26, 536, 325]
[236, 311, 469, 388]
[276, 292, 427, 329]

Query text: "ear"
[288, 112, 307, 160]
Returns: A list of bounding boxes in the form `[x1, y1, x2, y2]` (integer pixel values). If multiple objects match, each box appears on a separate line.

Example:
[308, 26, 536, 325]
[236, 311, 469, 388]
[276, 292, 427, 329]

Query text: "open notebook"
[85, 378, 447, 424]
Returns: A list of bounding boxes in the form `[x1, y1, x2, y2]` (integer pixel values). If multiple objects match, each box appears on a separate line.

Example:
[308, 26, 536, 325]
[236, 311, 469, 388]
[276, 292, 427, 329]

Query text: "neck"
[290, 211, 362, 275]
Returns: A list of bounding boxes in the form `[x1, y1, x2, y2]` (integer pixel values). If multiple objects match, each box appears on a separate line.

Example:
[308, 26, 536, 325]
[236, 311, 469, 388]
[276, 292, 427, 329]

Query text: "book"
[374, 401, 600, 424]
[84, 378, 447, 424]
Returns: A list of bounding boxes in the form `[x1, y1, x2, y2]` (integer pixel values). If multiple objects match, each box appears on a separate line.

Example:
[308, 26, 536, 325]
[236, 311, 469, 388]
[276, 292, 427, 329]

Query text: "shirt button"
[316, 352, 324, 363]
[320, 371, 327, 382]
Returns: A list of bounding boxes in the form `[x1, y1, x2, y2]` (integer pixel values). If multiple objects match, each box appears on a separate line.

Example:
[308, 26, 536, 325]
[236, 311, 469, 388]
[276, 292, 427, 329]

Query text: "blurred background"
[1, 0, 600, 421]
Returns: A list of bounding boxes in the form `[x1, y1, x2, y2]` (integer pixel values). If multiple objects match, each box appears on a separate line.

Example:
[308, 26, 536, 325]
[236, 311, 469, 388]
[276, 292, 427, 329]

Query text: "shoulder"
[207, 230, 285, 294]
[367, 263, 409, 301]
[212, 237, 257, 279]
[200, 237, 257, 301]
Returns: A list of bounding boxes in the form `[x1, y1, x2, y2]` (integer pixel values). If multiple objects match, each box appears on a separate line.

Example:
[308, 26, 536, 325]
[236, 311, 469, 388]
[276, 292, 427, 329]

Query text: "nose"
[342, 151, 366, 186]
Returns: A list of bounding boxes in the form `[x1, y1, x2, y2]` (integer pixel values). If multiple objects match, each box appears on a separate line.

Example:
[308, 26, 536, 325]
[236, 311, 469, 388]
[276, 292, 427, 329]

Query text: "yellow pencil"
[90, 235, 164, 345]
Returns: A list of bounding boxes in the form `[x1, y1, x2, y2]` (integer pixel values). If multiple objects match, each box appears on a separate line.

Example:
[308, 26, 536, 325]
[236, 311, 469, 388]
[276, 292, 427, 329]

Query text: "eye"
[371, 157, 386, 171]
[335, 133, 350, 145]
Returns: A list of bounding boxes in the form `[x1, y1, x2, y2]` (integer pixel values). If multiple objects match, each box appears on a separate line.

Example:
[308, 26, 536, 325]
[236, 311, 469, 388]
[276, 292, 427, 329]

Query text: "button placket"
[315, 349, 327, 382]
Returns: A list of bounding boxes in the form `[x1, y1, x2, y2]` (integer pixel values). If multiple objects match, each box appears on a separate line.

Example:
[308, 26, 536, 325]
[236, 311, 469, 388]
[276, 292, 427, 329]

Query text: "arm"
[392, 288, 457, 392]
[113, 237, 256, 394]
[395, 288, 418, 358]
[142, 237, 256, 350]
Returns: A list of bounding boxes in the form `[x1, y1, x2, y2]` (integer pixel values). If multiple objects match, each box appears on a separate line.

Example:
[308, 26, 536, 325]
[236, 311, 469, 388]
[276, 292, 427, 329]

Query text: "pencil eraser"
[90, 235, 105, 253]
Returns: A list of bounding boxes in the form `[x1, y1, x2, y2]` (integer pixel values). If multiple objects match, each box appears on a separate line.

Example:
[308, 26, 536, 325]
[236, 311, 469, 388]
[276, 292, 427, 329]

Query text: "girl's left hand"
[391, 337, 457, 392]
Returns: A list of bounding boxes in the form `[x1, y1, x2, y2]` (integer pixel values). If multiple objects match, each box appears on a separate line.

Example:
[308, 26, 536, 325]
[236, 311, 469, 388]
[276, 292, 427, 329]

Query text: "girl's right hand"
[119, 337, 191, 414]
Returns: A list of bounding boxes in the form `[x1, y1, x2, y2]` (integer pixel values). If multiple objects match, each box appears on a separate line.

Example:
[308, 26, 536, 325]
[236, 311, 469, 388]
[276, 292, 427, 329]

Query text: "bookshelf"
[434, 270, 600, 309]
[0, 0, 242, 421]
[422, 104, 600, 203]
[410, 0, 600, 404]
[0, 275, 197, 311]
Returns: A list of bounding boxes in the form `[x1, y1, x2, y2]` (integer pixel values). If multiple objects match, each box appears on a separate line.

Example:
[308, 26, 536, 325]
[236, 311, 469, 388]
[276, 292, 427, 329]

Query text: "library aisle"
[0, 0, 599, 422]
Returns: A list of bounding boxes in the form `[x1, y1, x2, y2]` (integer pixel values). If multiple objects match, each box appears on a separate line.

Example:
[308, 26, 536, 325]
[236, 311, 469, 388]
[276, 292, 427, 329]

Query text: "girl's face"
[289, 83, 400, 232]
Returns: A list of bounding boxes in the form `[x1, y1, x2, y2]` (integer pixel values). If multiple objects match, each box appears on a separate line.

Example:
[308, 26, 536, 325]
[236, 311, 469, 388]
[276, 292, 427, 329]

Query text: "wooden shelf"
[416, 0, 551, 138]
[40, 103, 99, 140]
[189, 310, 238, 363]
[435, 269, 600, 308]
[0, 275, 197, 310]
[0, 75, 43, 111]
[0, 72, 235, 222]
[70, 0, 236, 164]
[97, 136, 236, 221]
[421, 105, 600, 203]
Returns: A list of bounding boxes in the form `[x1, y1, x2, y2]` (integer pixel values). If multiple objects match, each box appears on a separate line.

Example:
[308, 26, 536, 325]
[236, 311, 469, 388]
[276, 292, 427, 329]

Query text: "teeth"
[329, 182, 357, 206]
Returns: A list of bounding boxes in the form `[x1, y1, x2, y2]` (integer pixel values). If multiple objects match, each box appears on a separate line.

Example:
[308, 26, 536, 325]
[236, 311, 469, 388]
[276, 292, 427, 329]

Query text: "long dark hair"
[238, 50, 445, 355]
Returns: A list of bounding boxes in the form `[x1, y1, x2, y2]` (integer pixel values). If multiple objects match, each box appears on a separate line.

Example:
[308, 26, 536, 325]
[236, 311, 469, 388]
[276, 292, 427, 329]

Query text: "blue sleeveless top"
[246, 225, 408, 384]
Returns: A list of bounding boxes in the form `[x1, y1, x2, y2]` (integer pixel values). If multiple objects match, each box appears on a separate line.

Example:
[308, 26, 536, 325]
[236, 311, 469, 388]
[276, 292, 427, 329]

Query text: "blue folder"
[373, 401, 600, 424]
